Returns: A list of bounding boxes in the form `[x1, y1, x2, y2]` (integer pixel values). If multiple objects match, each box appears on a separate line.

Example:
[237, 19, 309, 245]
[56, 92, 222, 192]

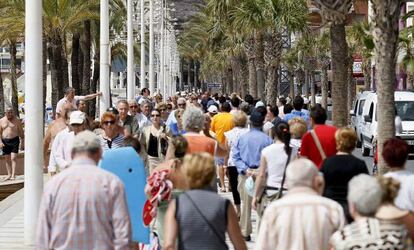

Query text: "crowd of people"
[4, 85, 412, 249]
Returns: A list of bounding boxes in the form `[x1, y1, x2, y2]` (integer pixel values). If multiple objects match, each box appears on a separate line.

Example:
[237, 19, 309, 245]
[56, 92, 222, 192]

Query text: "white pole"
[24, 0, 43, 245]
[140, 0, 145, 90]
[149, 0, 155, 94]
[127, 0, 135, 100]
[100, 0, 110, 115]
[160, 0, 165, 98]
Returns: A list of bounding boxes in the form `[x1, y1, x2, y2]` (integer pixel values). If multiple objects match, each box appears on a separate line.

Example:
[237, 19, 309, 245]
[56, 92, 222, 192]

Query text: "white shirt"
[224, 127, 249, 166]
[384, 170, 414, 211]
[55, 96, 81, 115]
[256, 187, 345, 250]
[50, 128, 75, 170]
[135, 113, 152, 132]
[278, 106, 284, 119]
[263, 121, 274, 135]
[261, 143, 297, 188]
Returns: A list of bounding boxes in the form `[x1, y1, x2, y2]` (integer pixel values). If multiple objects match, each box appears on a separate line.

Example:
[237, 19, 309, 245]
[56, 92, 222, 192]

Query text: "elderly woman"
[164, 153, 247, 250]
[224, 111, 249, 216]
[320, 128, 368, 222]
[140, 109, 170, 173]
[182, 106, 226, 157]
[288, 117, 307, 151]
[156, 102, 169, 123]
[98, 112, 125, 151]
[330, 174, 409, 249]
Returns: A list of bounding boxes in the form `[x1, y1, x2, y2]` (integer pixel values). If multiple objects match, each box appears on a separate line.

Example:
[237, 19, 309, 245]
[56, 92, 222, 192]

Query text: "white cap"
[255, 101, 265, 108]
[208, 105, 218, 114]
[70, 111, 86, 125]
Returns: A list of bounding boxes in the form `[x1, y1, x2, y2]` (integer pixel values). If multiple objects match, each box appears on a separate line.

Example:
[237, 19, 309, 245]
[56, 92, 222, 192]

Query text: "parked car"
[350, 91, 414, 156]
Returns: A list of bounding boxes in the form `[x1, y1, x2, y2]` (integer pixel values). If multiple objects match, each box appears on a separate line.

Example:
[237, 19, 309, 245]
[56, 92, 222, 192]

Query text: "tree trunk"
[289, 70, 295, 100]
[362, 59, 371, 91]
[321, 66, 329, 109]
[187, 60, 192, 91]
[71, 32, 81, 94]
[347, 56, 356, 123]
[90, 52, 99, 119]
[0, 70, 4, 117]
[226, 66, 233, 95]
[407, 74, 414, 91]
[193, 61, 197, 91]
[50, 33, 66, 108]
[49, 44, 59, 116]
[264, 30, 282, 106]
[296, 69, 304, 96]
[371, 0, 400, 174]
[310, 71, 316, 107]
[255, 31, 266, 101]
[240, 58, 249, 98]
[10, 42, 19, 117]
[82, 20, 92, 114]
[265, 67, 278, 106]
[330, 23, 349, 127]
[244, 37, 257, 98]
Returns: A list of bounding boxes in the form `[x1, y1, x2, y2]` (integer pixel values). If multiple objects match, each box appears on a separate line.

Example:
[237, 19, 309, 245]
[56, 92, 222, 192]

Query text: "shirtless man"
[43, 103, 73, 172]
[0, 108, 24, 180]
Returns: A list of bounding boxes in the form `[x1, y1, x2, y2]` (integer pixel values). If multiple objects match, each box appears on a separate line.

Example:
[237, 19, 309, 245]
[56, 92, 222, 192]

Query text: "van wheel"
[361, 139, 370, 157]
[356, 133, 362, 148]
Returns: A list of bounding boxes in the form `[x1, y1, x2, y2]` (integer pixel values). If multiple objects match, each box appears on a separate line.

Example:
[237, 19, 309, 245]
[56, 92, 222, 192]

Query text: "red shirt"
[300, 125, 337, 168]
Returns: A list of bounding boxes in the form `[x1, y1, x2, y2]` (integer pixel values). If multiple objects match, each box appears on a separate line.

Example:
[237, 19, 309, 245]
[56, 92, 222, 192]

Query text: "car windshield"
[396, 101, 414, 121]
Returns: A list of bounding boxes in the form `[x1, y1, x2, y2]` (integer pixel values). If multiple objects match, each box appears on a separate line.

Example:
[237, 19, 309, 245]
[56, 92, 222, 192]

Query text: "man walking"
[0, 108, 24, 181]
[256, 159, 345, 250]
[300, 105, 337, 168]
[55, 87, 102, 118]
[117, 100, 139, 137]
[37, 131, 131, 249]
[233, 109, 272, 241]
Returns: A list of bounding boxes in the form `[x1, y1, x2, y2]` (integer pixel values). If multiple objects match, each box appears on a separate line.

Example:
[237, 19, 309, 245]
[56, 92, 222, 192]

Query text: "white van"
[350, 91, 372, 148]
[351, 91, 414, 156]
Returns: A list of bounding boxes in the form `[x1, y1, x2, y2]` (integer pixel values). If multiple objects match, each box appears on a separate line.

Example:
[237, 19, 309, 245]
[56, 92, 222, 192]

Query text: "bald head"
[286, 159, 322, 190]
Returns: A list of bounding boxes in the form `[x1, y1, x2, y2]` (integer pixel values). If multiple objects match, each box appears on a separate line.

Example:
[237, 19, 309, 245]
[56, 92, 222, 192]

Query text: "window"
[354, 100, 359, 114]
[368, 103, 374, 120]
[395, 101, 414, 121]
[358, 100, 365, 115]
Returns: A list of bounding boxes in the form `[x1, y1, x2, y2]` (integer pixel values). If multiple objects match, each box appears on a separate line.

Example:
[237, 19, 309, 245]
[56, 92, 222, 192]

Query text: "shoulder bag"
[310, 129, 326, 161]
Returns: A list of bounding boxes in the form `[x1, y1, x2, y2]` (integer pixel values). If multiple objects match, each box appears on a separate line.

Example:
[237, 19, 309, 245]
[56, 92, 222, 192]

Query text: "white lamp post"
[24, 0, 43, 244]
[100, 0, 110, 115]
[140, 0, 145, 90]
[127, 0, 135, 100]
[149, 0, 155, 94]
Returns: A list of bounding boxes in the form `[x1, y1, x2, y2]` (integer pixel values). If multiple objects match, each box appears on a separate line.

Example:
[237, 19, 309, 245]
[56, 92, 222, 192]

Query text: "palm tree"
[371, 0, 402, 174]
[0, 0, 24, 117]
[315, 31, 331, 109]
[313, 0, 353, 127]
[347, 21, 374, 91]
[399, 27, 414, 90]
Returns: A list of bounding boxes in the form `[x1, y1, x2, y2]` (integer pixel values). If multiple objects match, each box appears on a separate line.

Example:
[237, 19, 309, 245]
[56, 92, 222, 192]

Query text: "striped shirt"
[98, 133, 125, 151]
[36, 158, 131, 249]
[256, 187, 345, 250]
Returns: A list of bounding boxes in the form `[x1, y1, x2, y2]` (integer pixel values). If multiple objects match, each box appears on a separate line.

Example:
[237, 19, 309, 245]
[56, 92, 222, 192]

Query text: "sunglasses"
[151, 114, 161, 117]
[129, 105, 138, 108]
[103, 120, 116, 125]
[159, 108, 166, 111]
[178, 103, 186, 107]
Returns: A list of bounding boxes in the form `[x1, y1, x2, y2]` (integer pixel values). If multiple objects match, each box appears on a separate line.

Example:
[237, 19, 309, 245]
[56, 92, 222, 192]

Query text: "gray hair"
[141, 99, 153, 107]
[348, 174, 382, 216]
[71, 131, 101, 154]
[177, 97, 186, 104]
[128, 99, 138, 105]
[64, 87, 75, 95]
[286, 159, 318, 188]
[182, 106, 204, 132]
[117, 99, 128, 106]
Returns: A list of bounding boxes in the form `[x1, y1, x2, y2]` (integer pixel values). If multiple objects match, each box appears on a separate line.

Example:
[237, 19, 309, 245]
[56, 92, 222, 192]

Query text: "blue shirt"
[284, 110, 311, 128]
[232, 128, 273, 174]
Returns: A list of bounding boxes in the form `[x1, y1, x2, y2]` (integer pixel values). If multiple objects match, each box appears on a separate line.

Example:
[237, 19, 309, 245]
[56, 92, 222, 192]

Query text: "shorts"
[2, 137, 20, 155]
[215, 157, 225, 166]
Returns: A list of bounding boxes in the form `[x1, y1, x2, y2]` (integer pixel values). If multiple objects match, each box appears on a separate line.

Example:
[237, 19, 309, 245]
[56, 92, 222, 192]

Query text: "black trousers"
[227, 166, 241, 205]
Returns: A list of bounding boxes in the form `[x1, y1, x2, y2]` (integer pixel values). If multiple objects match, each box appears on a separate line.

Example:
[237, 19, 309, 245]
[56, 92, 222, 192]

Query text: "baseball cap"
[250, 109, 265, 124]
[255, 101, 265, 108]
[70, 111, 86, 125]
[208, 105, 218, 114]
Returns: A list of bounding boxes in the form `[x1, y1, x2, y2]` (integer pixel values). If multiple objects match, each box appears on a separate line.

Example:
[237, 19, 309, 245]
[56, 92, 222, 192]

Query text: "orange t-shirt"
[184, 133, 216, 156]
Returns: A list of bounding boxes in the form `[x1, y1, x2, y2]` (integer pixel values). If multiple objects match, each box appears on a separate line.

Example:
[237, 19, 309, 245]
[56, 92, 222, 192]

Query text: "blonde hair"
[335, 127, 357, 153]
[377, 176, 400, 203]
[288, 117, 307, 139]
[183, 153, 215, 189]
[232, 111, 247, 127]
